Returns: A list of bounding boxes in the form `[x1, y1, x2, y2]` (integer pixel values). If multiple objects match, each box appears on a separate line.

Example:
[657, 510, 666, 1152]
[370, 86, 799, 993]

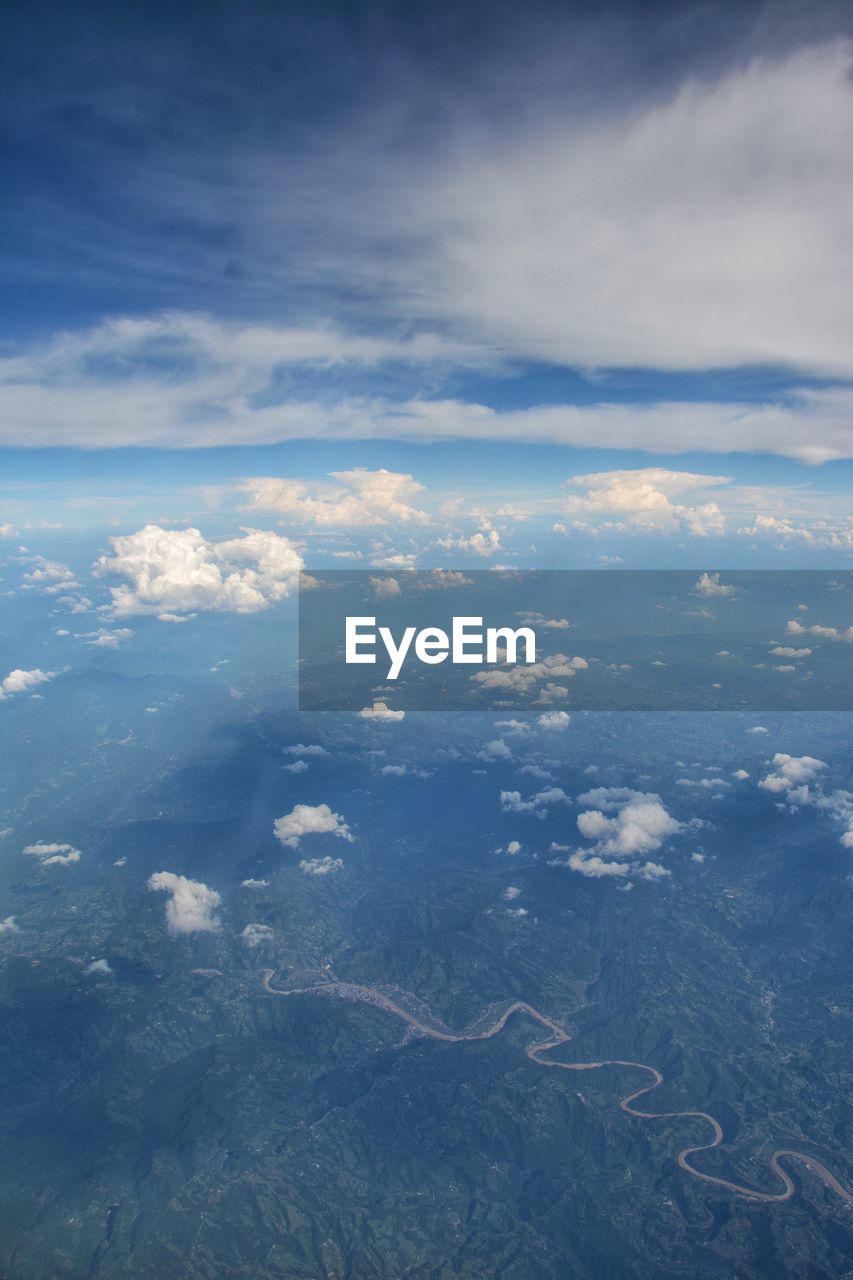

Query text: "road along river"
[261, 971, 852, 1207]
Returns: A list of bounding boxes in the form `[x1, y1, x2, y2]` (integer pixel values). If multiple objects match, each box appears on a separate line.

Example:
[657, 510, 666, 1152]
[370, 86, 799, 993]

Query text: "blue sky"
[1, 0, 852, 580]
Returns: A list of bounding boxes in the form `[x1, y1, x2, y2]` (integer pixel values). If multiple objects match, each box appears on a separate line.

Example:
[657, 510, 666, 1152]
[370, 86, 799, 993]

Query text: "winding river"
[261, 970, 852, 1207]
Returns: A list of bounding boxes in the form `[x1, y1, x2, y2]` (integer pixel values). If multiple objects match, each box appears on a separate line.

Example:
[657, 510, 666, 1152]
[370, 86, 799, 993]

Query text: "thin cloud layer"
[394, 43, 853, 378]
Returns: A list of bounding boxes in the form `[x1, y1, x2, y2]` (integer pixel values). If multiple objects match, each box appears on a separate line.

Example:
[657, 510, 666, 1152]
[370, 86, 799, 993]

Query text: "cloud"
[0, 312, 484, 448]
[563, 852, 633, 878]
[57, 595, 93, 615]
[284, 760, 309, 774]
[412, 391, 853, 463]
[23, 840, 81, 866]
[391, 43, 853, 380]
[575, 792, 681, 857]
[240, 923, 274, 947]
[502, 885, 522, 901]
[84, 958, 112, 975]
[242, 468, 429, 527]
[0, 916, 19, 934]
[21, 556, 77, 587]
[368, 553, 417, 569]
[8, 352, 853, 459]
[299, 856, 345, 876]
[537, 711, 571, 731]
[758, 753, 827, 794]
[437, 521, 502, 557]
[517, 612, 572, 630]
[94, 524, 302, 617]
[501, 786, 569, 815]
[0, 668, 56, 700]
[7, 41, 853, 460]
[359, 701, 405, 721]
[480, 738, 512, 760]
[273, 803, 352, 848]
[381, 764, 407, 776]
[81, 627, 134, 649]
[739, 512, 853, 549]
[550, 787, 681, 880]
[419, 570, 473, 589]
[755, 754, 853, 848]
[694, 572, 735, 597]
[286, 744, 328, 756]
[565, 469, 729, 535]
[495, 719, 532, 734]
[371, 575, 402, 599]
[471, 653, 588, 696]
[241, 878, 269, 889]
[786, 618, 853, 643]
[147, 871, 222, 934]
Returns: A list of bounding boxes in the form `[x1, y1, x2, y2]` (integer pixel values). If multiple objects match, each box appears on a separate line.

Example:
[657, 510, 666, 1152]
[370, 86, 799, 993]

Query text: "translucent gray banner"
[298, 570, 852, 712]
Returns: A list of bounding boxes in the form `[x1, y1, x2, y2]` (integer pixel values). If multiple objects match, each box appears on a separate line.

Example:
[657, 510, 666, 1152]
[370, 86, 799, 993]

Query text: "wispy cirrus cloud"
[4, 334, 853, 459]
[387, 43, 853, 379]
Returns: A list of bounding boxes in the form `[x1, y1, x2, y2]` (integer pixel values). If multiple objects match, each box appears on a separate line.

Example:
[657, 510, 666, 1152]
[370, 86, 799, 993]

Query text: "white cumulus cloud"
[94, 524, 303, 618]
[786, 618, 853, 643]
[552, 787, 682, 881]
[359, 701, 405, 721]
[472, 653, 587, 696]
[565, 469, 729, 535]
[1, 668, 56, 700]
[537, 711, 571, 730]
[694, 572, 735, 597]
[273, 803, 352, 848]
[758, 753, 827, 794]
[147, 871, 222, 935]
[242, 468, 429, 527]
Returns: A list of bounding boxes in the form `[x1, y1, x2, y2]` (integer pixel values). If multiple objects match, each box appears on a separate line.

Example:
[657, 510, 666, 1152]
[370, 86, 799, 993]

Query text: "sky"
[1, 0, 853, 577]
